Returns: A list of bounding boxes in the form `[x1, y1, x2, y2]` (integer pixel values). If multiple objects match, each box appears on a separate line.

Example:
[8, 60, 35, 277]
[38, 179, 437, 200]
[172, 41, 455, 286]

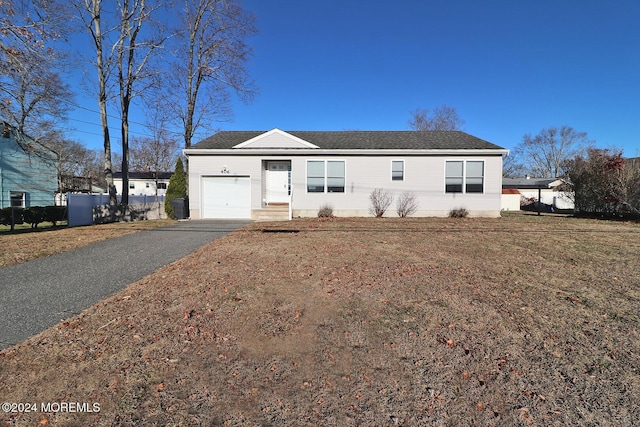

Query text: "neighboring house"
[183, 128, 508, 220]
[55, 176, 107, 206]
[113, 171, 172, 197]
[0, 122, 58, 209]
[502, 176, 574, 211]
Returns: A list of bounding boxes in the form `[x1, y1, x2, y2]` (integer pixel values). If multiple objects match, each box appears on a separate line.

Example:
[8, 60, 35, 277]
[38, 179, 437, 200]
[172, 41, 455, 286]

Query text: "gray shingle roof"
[502, 177, 557, 189]
[190, 130, 505, 150]
[113, 171, 173, 180]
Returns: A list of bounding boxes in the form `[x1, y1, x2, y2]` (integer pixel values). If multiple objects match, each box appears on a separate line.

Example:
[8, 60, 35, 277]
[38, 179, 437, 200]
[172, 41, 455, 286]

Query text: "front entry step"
[253, 204, 290, 221]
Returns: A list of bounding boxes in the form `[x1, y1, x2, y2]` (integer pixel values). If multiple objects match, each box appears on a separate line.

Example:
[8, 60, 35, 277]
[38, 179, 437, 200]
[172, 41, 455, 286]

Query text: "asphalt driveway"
[0, 220, 250, 351]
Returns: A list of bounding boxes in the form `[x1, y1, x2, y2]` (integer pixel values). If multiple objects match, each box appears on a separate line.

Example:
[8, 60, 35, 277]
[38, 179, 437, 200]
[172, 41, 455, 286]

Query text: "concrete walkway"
[0, 220, 250, 351]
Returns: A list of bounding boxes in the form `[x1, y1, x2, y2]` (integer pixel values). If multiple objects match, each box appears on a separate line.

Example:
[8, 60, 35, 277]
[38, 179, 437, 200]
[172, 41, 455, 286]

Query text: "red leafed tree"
[566, 148, 640, 217]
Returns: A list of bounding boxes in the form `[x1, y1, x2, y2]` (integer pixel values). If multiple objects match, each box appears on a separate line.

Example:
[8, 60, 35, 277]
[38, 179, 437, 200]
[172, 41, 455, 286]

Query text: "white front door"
[267, 162, 290, 204]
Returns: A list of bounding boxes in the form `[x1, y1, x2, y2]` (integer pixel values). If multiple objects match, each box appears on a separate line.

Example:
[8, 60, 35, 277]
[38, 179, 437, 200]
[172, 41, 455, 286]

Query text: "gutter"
[183, 148, 510, 157]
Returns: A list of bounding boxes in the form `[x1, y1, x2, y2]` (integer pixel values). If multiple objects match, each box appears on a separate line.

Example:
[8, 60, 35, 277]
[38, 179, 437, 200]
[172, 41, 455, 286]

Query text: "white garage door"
[201, 176, 251, 219]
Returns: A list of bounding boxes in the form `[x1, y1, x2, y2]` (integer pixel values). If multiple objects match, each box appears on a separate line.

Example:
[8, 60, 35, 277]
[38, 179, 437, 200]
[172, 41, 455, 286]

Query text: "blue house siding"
[0, 124, 58, 208]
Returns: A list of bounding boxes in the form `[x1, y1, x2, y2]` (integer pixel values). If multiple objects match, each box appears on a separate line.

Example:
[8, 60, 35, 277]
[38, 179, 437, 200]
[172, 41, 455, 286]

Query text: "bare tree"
[512, 126, 593, 178]
[75, 0, 117, 204]
[114, 0, 165, 205]
[408, 105, 465, 131]
[74, 0, 163, 206]
[166, 0, 257, 149]
[0, 0, 68, 68]
[502, 152, 527, 178]
[129, 133, 179, 197]
[0, 51, 72, 135]
[1, 0, 72, 138]
[41, 132, 99, 190]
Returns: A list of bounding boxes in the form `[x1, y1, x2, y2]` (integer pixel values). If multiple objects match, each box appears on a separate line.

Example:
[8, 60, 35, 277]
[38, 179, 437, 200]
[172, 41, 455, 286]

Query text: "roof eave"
[184, 148, 509, 156]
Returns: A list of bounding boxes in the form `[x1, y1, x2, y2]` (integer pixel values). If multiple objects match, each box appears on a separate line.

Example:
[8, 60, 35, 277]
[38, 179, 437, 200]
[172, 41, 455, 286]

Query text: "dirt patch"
[0, 219, 175, 267]
[1, 216, 639, 426]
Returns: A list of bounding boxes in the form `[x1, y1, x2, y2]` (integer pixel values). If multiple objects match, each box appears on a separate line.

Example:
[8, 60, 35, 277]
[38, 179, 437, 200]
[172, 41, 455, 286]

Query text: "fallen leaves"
[2, 217, 639, 426]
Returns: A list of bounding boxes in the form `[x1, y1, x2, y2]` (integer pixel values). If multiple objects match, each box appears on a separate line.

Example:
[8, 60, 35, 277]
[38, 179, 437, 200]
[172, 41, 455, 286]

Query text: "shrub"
[318, 203, 334, 218]
[369, 188, 393, 218]
[0, 207, 24, 227]
[448, 207, 469, 218]
[165, 158, 187, 218]
[1, 206, 66, 230]
[23, 207, 46, 228]
[44, 206, 67, 225]
[396, 192, 418, 218]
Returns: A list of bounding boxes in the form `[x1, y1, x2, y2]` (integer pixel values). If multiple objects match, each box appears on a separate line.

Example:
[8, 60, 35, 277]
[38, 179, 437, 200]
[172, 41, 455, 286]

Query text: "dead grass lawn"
[0, 219, 175, 267]
[1, 215, 639, 426]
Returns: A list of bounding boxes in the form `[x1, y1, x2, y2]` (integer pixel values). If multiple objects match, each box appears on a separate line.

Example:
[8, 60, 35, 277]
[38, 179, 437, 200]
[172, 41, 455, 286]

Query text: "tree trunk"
[89, 0, 116, 206]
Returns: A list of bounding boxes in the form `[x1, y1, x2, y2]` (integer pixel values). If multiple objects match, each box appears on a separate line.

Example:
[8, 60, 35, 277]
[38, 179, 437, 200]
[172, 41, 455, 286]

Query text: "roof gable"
[232, 128, 319, 149]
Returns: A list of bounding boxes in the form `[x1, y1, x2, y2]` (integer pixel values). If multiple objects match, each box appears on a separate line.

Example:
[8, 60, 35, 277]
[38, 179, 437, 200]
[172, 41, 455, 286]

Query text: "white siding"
[187, 154, 504, 218]
[114, 178, 170, 196]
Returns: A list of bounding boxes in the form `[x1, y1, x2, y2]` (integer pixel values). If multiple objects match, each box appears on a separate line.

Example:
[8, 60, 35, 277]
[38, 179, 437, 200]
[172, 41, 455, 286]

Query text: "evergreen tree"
[165, 158, 187, 218]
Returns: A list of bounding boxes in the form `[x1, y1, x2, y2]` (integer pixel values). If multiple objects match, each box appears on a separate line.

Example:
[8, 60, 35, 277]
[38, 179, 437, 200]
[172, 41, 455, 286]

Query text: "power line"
[59, 98, 155, 129]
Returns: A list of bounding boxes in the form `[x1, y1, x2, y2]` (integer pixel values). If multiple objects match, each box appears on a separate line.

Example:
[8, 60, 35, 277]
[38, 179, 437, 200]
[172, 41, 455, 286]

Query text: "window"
[466, 161, 484, 193]
[392, 160, 404, 181]
[129, 182, 135, 189]
[307, 161, 325, 192]
[307, 160, 345, 193]
[146, 182, 150, 188]
[445, 161, 463, 193]
[327, 161, 345, 192]
[10, 191, 24, 208]
[157, 182, 167, 190]
[445, 160, 484, 194]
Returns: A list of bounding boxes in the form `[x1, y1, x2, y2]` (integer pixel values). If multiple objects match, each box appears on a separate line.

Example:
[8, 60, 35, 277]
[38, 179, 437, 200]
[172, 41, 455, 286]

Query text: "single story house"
[0, 122, 58, 208]
[113, 171, 172, 197]
[183, 128, 508, 220]
[502, 176, 574, 211]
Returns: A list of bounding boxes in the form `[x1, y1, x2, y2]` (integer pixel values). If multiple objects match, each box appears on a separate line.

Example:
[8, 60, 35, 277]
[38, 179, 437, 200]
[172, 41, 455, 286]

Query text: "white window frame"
[306, 160, 346, 193]
[465, 161, 484, 193]
[445, 160, 464, 193]
[10, 191, 25, 208]
[445, 160, 485, 194]
[391, 160, 404, 182]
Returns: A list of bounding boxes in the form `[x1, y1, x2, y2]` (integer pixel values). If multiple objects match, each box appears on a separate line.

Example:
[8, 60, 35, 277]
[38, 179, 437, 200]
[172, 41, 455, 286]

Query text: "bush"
[449, 207, 469, 218]
[44, 206, 67, 225]
[369, 188, 393, 218]
[0, 206, 66, 231]
[0, 207, 24, 227]
[396, 192, 418, 218]
[165, 158, 187, 218]
[566, 148, 640, 218]
[318, 203, 334, 218]
[23, 206, 46, 228]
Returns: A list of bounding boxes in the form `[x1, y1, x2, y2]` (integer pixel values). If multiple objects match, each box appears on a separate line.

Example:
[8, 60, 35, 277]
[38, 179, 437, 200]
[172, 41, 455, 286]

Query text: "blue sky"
[68, 0, 640, 155]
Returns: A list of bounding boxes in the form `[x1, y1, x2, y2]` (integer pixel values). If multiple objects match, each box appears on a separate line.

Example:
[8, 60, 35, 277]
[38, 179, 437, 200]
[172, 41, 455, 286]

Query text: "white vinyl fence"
[67, 193, 166, 226]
